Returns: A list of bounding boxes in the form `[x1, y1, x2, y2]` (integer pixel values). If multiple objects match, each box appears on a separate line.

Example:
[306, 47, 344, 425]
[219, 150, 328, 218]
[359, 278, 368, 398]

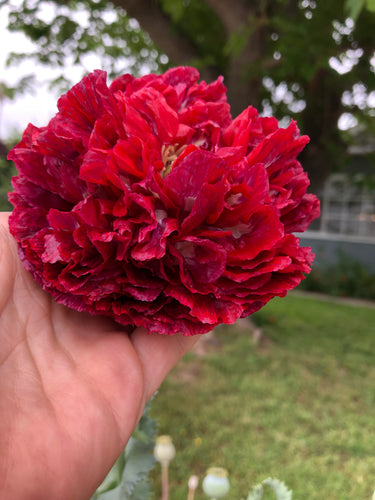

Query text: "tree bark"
[203, 0, 251, 33]
[110, 0, 199, 66]
[225, 21, 269, 116]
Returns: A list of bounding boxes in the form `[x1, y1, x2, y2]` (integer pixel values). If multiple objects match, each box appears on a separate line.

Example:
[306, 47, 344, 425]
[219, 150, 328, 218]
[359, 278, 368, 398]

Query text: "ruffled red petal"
[8, 67, 319, 336]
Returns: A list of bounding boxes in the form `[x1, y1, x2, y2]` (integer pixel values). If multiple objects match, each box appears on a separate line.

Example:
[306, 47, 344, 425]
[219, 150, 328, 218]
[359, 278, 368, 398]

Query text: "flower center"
[161, 144, 186, 178]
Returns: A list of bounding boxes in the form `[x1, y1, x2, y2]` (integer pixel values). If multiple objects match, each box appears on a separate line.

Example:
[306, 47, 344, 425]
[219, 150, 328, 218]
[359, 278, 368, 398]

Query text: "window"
[318, 174, 375, 239]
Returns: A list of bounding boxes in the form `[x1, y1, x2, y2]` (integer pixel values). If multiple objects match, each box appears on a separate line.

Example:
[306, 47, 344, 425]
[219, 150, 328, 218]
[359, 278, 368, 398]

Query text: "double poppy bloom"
[8, 67, 319, 335]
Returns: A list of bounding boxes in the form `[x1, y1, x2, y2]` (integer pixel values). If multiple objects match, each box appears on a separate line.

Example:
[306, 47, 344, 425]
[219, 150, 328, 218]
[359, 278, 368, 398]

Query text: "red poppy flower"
[8, 67, 320, 335]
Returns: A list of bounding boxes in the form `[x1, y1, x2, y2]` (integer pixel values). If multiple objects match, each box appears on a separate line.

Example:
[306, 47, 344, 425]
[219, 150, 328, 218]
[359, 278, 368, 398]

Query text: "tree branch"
[109, 0, 200, 66]
[0, 141, 8, 158]
[203, 0, 252, 33]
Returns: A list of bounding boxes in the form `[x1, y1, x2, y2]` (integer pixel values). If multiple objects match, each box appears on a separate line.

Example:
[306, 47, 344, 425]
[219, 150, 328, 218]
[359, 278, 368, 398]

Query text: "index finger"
[130, 327, 199, 404]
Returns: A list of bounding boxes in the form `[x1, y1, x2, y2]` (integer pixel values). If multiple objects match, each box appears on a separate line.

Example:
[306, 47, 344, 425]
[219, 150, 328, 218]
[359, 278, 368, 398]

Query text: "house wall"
[297, 231, 375, 273]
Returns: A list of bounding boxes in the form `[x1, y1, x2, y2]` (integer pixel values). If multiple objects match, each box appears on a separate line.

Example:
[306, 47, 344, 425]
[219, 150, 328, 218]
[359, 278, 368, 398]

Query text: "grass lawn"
[151, 293, 375, 499]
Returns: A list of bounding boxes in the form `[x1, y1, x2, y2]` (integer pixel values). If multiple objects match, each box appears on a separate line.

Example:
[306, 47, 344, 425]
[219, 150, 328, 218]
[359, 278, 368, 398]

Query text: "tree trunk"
[225, 24, 268, 117]
[111, 0, 200, 67]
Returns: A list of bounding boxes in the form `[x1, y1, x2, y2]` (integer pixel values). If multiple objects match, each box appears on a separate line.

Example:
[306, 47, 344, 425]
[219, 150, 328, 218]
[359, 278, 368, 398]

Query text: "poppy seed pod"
[154, 435, 176, 465]
[202, 467, 230, 498]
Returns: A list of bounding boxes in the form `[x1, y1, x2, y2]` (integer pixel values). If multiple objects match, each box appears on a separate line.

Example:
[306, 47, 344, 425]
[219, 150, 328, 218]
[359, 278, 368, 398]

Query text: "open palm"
[0, 212, 197, 500]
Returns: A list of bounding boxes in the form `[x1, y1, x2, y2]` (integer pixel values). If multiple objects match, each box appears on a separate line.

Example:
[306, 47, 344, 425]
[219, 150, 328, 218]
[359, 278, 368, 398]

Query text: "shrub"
[300, 251, 375, 300]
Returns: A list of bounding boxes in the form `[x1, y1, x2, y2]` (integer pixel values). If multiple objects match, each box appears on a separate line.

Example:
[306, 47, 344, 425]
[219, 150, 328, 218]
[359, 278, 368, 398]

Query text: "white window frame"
[311, 173, 375, 242]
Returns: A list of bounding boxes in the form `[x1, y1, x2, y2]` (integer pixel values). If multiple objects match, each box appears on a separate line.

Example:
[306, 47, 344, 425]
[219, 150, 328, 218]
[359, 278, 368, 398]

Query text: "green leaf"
[127, 479, 153, 500]
[159, 0, 185, 22]
[246, 477, 292, 500]
[94, 456, 124, 496]
[366, 0, 375, 12]
[345, 0, 366, 20]
[94, 486, 122, 500]
[262, 478, 293, 499]
[224, 23, 254, 57]
[120, 400, 157, 500]
[246, 483, 264, 500]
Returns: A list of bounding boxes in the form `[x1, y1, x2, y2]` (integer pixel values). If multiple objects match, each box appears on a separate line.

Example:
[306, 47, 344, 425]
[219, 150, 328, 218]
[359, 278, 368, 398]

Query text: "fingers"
[129, 327, 199, 403]
[0, 212, 17, 313]
[0, 211, 10, 224]
[0, 211, 18, 272]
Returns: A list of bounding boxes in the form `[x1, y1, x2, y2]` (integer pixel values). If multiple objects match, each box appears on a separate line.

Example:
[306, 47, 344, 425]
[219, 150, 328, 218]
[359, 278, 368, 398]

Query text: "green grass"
[151, 294, 375, 499]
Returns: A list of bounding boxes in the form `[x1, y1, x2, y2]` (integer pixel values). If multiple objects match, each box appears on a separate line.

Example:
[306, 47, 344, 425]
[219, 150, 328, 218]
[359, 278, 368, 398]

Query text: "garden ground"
[151, 292, 375, 499]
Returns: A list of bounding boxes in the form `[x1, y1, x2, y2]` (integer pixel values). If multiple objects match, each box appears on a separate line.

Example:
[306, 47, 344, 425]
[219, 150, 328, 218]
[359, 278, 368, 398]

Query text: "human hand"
[0, 212, 197, 500]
